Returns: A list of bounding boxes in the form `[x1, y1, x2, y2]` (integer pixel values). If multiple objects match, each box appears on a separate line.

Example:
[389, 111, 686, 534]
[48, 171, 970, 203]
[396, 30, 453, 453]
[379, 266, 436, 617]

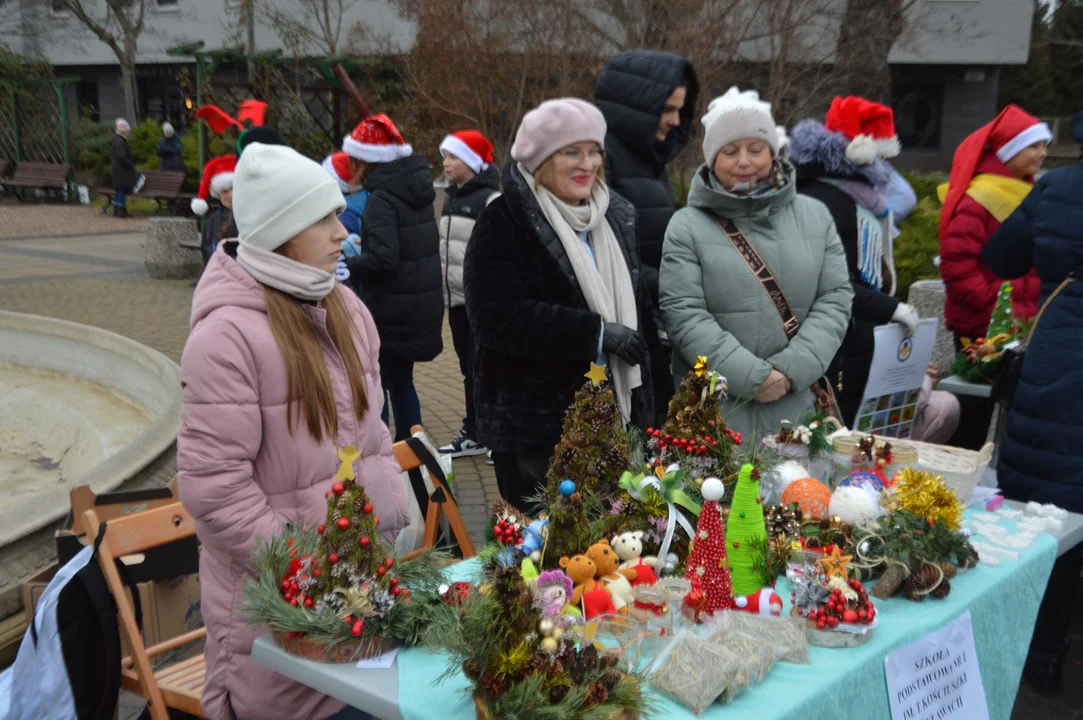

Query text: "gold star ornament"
[819, 546, 853, 580]
[584, 362, 608, 387]
[694, 355, 709, 378]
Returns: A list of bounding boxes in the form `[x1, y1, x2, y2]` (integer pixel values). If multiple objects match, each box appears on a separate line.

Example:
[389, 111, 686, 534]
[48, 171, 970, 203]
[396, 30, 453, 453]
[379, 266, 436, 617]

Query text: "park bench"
[6, 161, 70, 201]
[95, 169, 187, 215]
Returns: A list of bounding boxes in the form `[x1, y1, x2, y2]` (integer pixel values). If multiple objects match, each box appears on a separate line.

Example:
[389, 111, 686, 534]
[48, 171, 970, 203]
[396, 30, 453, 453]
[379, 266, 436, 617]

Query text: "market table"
[937, 375, 992, 398]
[252, 512, 1061, 720]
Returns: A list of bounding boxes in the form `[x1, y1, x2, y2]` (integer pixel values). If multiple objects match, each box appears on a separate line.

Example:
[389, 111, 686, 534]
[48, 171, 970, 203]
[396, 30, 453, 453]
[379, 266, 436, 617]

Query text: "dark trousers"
[380, 355, 422, 442]
[491, 450, 552, 511]
[949, 333, 996, 450]
[113, 187, 129, 207]
[448, 305, 476, 435]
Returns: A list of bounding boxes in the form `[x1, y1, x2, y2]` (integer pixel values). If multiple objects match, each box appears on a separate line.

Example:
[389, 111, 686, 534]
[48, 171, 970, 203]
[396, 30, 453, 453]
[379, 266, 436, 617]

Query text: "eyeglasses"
[556, 146, 606, 165]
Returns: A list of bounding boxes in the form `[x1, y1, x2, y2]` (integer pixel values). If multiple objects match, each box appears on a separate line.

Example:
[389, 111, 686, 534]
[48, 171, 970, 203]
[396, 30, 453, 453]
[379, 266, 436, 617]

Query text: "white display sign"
[355, 646, 400, 669]
[884, 611, 989, 720]
[854, 319, 937, 440]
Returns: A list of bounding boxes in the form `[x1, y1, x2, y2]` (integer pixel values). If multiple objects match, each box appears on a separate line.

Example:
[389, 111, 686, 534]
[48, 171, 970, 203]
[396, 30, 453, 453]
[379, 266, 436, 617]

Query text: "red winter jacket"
[939, 153, 1039, 337]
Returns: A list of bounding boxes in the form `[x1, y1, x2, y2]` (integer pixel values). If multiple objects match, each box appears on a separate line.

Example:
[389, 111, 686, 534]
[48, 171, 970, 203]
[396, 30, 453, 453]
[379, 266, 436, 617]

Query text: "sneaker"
[486, 450, 494, 465]
[439, 431, 488, 458]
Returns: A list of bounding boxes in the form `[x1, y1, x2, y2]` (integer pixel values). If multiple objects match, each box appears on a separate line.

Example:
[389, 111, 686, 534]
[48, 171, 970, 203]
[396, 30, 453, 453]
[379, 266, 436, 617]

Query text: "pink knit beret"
[511, 98, 607, 173]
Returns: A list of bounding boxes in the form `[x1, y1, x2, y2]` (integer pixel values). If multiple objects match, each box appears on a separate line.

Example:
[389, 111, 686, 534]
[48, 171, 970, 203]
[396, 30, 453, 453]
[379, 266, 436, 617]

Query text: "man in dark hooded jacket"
[595, 50, 698, 423]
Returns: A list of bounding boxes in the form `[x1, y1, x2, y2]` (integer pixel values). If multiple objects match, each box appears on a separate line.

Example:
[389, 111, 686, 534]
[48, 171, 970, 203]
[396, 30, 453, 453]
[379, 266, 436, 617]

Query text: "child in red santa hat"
[937, 105, 1051, 449]
[435, 130, 500, 459]
[339, 114, 444, 442]
[192, 155, 238, 269]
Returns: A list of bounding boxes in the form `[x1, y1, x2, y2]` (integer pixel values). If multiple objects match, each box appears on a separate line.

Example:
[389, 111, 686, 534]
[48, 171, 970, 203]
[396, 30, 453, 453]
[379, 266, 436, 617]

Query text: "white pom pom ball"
[829, 486, 882, 526]
[701, 477, 725, 502]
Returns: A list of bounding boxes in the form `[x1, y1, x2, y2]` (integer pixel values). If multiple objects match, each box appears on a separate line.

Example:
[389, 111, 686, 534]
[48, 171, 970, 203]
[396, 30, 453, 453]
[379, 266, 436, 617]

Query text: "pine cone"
[584, 682, 609, 708]
[478, 673, 506, 699]
[903, 562, 941, 602]
[601, 667, 624, 690]
[930, 579, 951, 600]
[938, 562, 958, 581]
[523, 655, 554, 676]
[549, 684, 570, 704]
[463, 661, 482, 681]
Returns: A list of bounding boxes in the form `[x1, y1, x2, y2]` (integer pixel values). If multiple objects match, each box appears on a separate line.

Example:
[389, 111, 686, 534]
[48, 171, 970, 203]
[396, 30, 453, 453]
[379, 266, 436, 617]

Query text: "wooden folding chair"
[394, 425, 476, 560]
[83, 502, 207, 720]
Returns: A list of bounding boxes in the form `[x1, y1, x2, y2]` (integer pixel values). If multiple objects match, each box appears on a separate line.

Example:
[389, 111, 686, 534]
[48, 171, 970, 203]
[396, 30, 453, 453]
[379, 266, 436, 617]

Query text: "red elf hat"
[938, 105, 1052, 238]
[191, 155, 237, 216]
[824, 95, 901, 165]
[439, 130, 494, 174]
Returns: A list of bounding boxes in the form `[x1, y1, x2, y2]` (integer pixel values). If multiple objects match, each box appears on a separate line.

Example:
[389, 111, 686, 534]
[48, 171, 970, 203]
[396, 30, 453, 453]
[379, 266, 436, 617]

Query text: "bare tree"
[261, 0, 361, 56]
[54, 0, 148, 121]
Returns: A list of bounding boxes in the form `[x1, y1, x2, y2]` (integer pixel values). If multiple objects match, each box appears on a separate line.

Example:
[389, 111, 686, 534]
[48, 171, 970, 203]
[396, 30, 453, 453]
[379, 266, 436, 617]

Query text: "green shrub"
[893, 171, 947, 297]
[70, 115, 113, 181]
[127, 118, 163, 171]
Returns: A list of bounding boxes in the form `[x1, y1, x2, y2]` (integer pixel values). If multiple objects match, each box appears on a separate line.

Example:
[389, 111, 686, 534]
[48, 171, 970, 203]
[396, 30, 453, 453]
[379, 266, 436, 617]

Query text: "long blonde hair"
[262, 283, 369, 442]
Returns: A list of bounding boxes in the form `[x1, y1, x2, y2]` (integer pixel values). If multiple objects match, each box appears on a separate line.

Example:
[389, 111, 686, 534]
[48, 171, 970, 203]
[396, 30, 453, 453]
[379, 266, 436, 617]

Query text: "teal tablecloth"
[398, 521, 1057, 720]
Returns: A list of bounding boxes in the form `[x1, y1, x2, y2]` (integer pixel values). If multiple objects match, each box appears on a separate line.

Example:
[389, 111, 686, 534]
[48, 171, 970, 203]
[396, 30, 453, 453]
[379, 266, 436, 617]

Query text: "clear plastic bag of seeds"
[649, 632, 742, 715]
[706, 610, 811, 664]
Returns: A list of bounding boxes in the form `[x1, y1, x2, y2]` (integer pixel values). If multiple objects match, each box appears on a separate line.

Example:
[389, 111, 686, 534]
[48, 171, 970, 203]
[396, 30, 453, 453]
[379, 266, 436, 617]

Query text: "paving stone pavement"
[0, 231, 501, 552]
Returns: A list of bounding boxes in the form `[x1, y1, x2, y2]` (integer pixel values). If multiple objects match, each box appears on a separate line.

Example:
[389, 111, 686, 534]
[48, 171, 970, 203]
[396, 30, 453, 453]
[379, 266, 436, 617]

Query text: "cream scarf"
[519, 163, 642, 422]
[236, 243, 336, 301]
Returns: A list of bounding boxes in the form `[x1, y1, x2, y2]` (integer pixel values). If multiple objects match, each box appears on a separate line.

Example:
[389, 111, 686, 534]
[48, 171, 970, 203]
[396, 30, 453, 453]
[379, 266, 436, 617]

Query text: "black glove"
[601, 323, 649, 367]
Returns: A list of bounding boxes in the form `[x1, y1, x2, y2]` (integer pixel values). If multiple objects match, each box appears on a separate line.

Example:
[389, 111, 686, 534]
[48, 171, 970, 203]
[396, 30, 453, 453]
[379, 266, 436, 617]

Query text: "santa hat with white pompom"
[823, 95, 901, 165]
[191, 155, 237, 216]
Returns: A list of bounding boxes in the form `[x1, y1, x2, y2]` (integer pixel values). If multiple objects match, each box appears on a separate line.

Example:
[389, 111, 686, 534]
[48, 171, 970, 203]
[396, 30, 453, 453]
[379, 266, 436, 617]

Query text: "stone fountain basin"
[0, 311, 181, 548]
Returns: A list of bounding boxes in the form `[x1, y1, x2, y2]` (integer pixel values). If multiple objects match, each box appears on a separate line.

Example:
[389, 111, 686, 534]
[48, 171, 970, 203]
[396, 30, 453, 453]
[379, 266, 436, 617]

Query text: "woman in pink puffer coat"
[178, 143, 409, 720]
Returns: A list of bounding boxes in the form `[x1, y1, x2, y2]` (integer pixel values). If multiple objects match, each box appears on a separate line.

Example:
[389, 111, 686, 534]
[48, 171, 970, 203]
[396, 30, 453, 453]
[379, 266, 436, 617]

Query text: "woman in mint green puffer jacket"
[660, 88, 852, 440]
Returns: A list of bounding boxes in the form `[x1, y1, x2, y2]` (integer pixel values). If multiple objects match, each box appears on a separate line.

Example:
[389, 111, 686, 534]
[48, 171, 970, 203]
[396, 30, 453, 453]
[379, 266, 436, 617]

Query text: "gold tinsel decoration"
[893, 468, 965, 531]
[492, 640, 534, 680]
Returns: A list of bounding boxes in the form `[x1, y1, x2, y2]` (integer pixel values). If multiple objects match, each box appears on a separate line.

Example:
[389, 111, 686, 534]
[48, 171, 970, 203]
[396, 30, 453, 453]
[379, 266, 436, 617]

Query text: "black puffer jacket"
[595, 51, 698, 302]
[463, 162, 659, 454]
[346, 154, 444, 362]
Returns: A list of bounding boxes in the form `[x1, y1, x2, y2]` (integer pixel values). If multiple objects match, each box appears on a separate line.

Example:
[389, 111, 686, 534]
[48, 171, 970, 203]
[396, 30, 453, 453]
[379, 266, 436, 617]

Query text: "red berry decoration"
[303, 596, 314, 608]
[332, 482, 345, 495]
[337, 517, 350, 530]
[842, 609, 859, 624]
[317, 524, 325, 535]
[377, 566, 386, 576]
[351, 621, 364, 637]
[374, 516, 380, 527]
[385, 557, 394, 568]
[392, 587, 402, 597]
[325, 491, 331, 498]
[290, 597, 298, 606]
[313, 568, 321, 578]
[363, 503, 373, 514]
[390, 577, 399, 587]
[360, 536, 371, 548]
[328, 553, 340, 564]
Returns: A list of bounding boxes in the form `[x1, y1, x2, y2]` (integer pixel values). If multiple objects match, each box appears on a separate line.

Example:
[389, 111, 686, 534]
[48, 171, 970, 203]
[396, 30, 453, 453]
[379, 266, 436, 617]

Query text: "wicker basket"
[271, 630, 395, 663]
[474, 695, 637, 719]
[829, 431, 992, 501]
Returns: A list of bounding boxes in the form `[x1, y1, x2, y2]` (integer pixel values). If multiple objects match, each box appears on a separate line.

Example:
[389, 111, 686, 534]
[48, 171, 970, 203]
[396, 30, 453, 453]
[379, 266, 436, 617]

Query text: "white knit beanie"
[233, 143, 347, 252]
[701, 87, 780, 165]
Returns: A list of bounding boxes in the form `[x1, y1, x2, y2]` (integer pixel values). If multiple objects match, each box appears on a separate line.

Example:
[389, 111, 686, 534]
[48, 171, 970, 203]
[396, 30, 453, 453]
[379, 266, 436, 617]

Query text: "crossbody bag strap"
[703, 210, 801, 340]
[1029, 270, 1077, 340]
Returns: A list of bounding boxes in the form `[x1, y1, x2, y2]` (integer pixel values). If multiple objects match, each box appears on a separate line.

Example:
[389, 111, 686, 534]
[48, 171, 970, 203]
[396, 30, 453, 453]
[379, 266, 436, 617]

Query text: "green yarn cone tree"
[725, 464, 768, 597]
[986, 281, 1015, 339]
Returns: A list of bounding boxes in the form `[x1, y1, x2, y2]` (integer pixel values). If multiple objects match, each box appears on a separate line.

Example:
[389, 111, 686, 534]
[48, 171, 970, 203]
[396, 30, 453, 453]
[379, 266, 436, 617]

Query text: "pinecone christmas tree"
[683, 477, 736, 616]
[544, 369, 631, 503]
[726, 464, 768, 597]
[986, 281, 1015, 339]
[541, 484, 592, 570]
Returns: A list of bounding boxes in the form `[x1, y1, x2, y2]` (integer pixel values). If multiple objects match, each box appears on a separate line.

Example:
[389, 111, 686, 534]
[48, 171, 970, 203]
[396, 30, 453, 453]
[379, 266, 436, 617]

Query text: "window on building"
[76, 80, 100, 123]
[892, 81, 944, 151]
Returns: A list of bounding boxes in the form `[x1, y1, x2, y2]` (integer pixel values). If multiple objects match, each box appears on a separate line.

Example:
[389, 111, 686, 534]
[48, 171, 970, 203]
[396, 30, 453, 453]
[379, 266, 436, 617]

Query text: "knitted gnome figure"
[190, 155, 237, 216]
[726, 464, 768, 598]
[342, 114, 412, 163]
[439, 130, 494, 174]
[683, 477, 736, 617]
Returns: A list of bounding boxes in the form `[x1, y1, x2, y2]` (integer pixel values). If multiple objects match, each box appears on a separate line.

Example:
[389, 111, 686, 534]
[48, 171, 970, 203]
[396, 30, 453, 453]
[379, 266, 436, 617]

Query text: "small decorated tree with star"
[683, 476, 736, 619]
[242, 447, 446, 659]
[646, 356, 742, 485]
[986, 281, 1015, 339]
[544, 363, 633, 504]
[726, 464, 768, 598]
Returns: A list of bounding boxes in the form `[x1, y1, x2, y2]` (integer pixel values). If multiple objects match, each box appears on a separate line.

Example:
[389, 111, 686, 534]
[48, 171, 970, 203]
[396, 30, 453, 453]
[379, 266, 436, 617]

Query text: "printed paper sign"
[854, 319, 937, 440]
[884, 611, 989, 720]
[355, 646, 400, 669]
